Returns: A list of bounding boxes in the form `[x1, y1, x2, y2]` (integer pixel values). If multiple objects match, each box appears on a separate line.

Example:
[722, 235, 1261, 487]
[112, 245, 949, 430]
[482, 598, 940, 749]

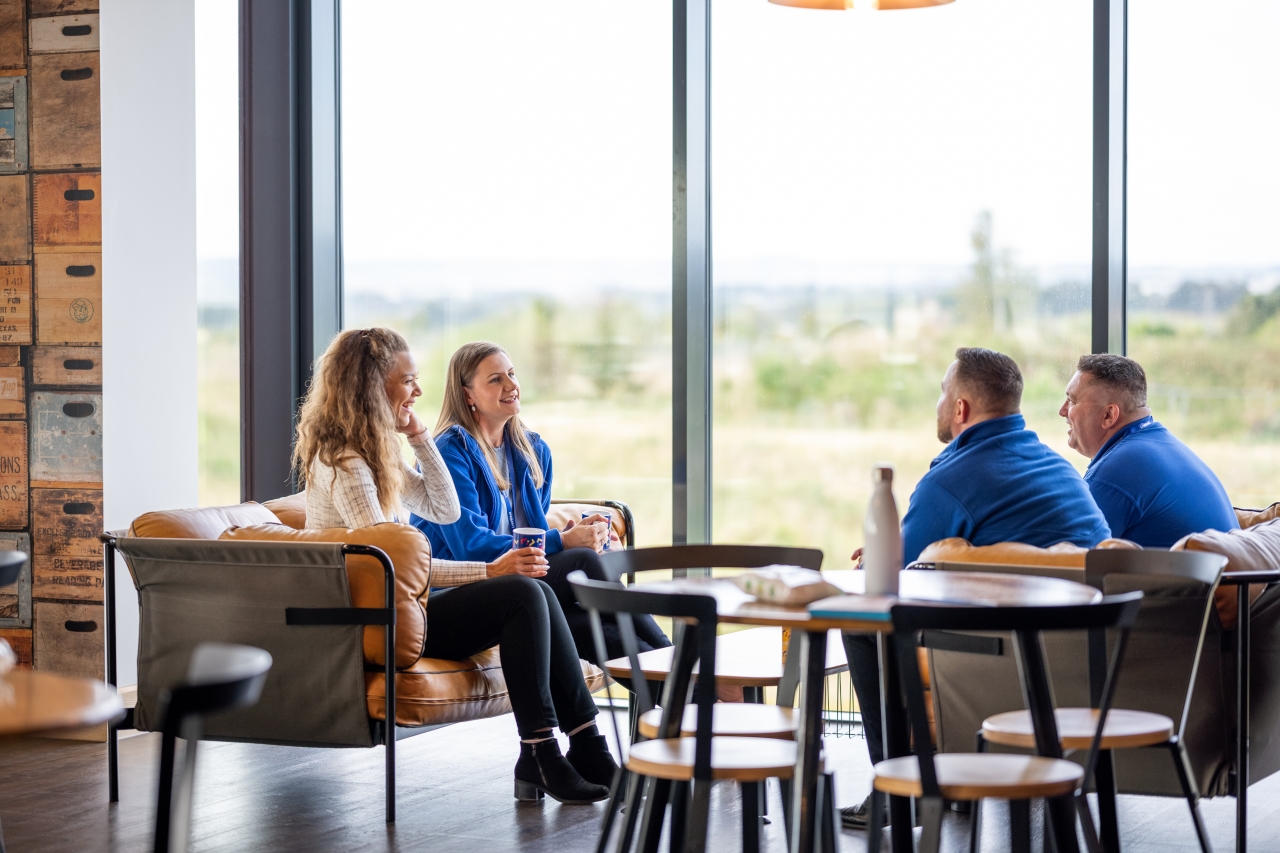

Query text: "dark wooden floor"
[1, 713, 1278, 852]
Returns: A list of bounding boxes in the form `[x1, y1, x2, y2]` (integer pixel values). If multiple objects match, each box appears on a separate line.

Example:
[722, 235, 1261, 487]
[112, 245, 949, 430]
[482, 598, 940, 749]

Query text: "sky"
[195, 0, 1280, 299]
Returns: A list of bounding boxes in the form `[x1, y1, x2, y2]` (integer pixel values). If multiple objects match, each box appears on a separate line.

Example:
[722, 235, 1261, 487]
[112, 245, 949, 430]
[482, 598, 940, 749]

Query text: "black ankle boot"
[566, 732, 620, 788]
[514, 739, 610, 804]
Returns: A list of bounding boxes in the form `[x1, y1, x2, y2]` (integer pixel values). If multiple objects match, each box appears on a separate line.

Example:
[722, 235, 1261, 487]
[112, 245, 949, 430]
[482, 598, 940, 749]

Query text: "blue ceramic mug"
[512, 527, 547, 552]
[582, 511, 614, 551]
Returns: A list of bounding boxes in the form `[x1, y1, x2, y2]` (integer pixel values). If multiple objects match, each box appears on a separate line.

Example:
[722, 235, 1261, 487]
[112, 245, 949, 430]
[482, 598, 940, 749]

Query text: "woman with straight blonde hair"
[411, 341, 670, 662]
[296, 328, 616, 805]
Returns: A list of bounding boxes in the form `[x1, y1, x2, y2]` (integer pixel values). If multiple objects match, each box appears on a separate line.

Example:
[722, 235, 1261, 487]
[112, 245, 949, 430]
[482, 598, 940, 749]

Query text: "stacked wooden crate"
[1, 0, 105, 737]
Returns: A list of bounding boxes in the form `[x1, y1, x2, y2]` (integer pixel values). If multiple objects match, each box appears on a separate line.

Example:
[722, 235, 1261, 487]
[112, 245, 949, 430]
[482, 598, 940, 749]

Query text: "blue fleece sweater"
[902, 414, 1112, 564]
[411, 425, 563, 562]
[1083, 417, 1238, 548]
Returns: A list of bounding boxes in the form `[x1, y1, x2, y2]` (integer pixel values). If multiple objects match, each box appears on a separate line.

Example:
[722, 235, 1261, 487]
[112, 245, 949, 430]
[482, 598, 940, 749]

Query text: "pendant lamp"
[769, 0, 954, 9]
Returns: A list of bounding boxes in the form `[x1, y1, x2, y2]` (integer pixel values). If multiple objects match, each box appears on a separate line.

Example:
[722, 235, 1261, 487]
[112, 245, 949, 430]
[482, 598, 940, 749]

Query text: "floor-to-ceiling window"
[711, 0, 1092, 565]
[195, 0, 240, 506]
[1128, 0, 1280, 510]
[340, 2, 673, 541]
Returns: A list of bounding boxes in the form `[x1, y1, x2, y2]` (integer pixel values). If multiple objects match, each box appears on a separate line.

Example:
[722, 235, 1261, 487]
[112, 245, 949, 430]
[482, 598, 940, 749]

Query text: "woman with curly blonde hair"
[294, 328, 615, 805]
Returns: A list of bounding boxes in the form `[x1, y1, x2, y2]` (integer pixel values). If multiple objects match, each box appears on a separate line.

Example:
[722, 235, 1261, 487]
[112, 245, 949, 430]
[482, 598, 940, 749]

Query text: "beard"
[936, 415, 953, 444]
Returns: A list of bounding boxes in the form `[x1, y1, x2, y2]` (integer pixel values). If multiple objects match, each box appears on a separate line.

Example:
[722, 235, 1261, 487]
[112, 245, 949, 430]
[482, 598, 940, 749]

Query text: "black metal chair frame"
[102, 536, 416, 822]
[871, 592, 1145, 853]
[153, 643, 272, 853]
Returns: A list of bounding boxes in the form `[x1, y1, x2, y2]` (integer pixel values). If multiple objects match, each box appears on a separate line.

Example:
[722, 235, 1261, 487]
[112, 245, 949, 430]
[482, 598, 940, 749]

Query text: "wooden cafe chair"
[869, 592, 1145, 853]
[977, 549, 1226, 853]
[570, 570, 838, 853]
[598, 545, 826, 847]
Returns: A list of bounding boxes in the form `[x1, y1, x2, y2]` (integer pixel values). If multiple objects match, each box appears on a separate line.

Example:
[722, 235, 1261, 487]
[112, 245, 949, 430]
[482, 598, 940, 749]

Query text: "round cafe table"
[632, 568, 1102, 853]
[0, 669, 125, 852]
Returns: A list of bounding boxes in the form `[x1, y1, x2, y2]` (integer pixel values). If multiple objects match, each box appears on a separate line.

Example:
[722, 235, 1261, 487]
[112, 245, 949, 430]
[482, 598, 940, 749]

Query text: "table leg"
[1237, 588, 1249, 853]
[788, 629, 828, 853]
[878, 634, 913, 853]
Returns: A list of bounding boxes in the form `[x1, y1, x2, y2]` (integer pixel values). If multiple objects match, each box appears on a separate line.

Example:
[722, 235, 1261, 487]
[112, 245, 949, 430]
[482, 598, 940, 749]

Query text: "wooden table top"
[606, 625, 848, 687]
[637, 569, 1103, 633]
[0, 670, 124, 737]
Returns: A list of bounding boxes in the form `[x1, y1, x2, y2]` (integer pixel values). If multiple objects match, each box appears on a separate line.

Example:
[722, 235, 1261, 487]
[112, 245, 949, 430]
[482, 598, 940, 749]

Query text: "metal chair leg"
[683, 779, 712, 853]
[867, 789, 886, 853]
[670, 781, 690, 853]
[741, 780, 760, 853]
[970, 732, 986, 853]
[1169, 740, 1213, 853]
[636, 777, 671, 853]
[778, 778, 793, 837]
[597, 768, 629, 853]
[1010, 799, 1032, 853]
[153, 731, 178, 853]
[817, 773, 837, 853]
[613, 771, 645, 853]
[918, 796, 944, 853]
[1046, 795, 1081, 853]
[1095, 750, 1120, 853]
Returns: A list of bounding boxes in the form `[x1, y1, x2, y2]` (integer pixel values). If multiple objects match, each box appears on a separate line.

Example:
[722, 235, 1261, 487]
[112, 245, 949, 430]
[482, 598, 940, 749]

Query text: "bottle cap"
[872, 464, 894, 483]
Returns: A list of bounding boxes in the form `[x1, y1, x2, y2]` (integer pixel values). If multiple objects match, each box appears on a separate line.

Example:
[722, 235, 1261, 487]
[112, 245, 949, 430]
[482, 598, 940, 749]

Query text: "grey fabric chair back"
[116, 537, 373, 748]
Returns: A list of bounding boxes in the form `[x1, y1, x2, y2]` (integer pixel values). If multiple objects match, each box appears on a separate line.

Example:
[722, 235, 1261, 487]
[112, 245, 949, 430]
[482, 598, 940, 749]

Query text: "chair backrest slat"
[599, 544, 822, 582]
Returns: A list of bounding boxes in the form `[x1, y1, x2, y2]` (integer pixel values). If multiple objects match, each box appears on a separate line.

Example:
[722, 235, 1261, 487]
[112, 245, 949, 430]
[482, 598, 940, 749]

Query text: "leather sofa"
[107, 493, 618, 819]
[915, 504, 1280, 798]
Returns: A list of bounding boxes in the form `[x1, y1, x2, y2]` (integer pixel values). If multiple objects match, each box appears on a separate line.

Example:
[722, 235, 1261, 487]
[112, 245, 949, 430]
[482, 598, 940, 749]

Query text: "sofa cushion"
[264, 493, 307, 530]
[364, 647, 607, 727]
[547, 503, 629, 545]
[129, 502, 281, 540]
[220, 523, 433, 669]
[1236, 503, 1280, 530]
[1174, 518, 1280, 628]
[917, 536, 1139, 568]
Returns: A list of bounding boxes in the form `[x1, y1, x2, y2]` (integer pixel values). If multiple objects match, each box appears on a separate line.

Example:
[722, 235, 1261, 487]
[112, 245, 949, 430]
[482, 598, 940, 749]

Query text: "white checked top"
[304, 433, 489, 587]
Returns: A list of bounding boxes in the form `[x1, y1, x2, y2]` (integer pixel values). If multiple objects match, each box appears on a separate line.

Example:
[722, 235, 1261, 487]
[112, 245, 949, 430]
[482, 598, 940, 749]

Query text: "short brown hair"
[953, 347, 1023, 414]
[1076, 353, 1147, 411]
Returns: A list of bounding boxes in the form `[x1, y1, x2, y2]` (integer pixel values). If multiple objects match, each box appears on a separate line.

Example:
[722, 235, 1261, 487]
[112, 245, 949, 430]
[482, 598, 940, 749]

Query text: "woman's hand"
[850, 546, 864, 569]
[397, 407, 427, 440]
[562, 515, 610, 553]
[487, 547, 548, 578]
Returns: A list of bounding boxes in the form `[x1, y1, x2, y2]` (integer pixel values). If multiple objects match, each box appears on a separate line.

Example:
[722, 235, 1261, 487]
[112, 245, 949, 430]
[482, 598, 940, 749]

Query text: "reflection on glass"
[195, 0, 240, 506]
[712, 0, 1092, 565]
[1128, 0, 1280, 510]
[341, 2, 673, 543]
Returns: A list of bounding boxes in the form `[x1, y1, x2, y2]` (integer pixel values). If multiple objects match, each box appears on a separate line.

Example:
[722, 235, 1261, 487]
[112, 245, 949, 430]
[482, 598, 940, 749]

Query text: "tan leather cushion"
[364, 647, 607, 727]
[264, 493, 307, 530]
[547, 503, 628, 544]
[917, 537, 1139, 568]
[1236, 503, 1280, 530]
[220, 523, 433, 669]
[1174, 519, 1280, 629]
[129, 502, 282, 540]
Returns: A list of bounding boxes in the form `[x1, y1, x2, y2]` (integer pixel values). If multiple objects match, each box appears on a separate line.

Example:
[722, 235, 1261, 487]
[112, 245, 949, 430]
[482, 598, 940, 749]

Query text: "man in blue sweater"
[843, 347, 1111, 830]
[1061, 353, 1238, 547]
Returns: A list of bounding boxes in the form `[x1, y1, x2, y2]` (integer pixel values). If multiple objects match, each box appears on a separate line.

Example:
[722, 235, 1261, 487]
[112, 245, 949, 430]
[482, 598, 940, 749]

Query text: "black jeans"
[423, 574, 597, 739]
[543, 547, 672, 663]
[845, 633, 886, 765]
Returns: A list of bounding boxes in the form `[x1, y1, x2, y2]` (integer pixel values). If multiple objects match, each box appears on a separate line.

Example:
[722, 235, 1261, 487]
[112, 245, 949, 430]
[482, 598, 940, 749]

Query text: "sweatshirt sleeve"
[400, 433, 461, 524]
[430, 439, 517, 563]
[900, 480, 971, 565]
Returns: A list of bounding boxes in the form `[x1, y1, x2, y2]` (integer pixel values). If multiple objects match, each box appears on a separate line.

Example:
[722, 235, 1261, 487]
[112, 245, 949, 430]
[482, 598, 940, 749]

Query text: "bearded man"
[841, 346, 1110, 830]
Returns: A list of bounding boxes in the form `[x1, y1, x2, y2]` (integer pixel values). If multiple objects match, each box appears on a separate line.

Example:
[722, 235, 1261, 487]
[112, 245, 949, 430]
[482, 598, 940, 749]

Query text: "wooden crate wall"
[0, 3, 103, 735]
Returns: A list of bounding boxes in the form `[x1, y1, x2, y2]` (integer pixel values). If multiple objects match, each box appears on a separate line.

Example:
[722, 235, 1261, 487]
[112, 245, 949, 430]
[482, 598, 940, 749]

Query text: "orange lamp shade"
[769, 0, 954, 9]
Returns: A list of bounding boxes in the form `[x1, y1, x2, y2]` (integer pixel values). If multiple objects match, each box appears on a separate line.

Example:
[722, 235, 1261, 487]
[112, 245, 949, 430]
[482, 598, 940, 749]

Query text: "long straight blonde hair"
[434, 341, 544, 491]
[293, 328, 411, 518]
